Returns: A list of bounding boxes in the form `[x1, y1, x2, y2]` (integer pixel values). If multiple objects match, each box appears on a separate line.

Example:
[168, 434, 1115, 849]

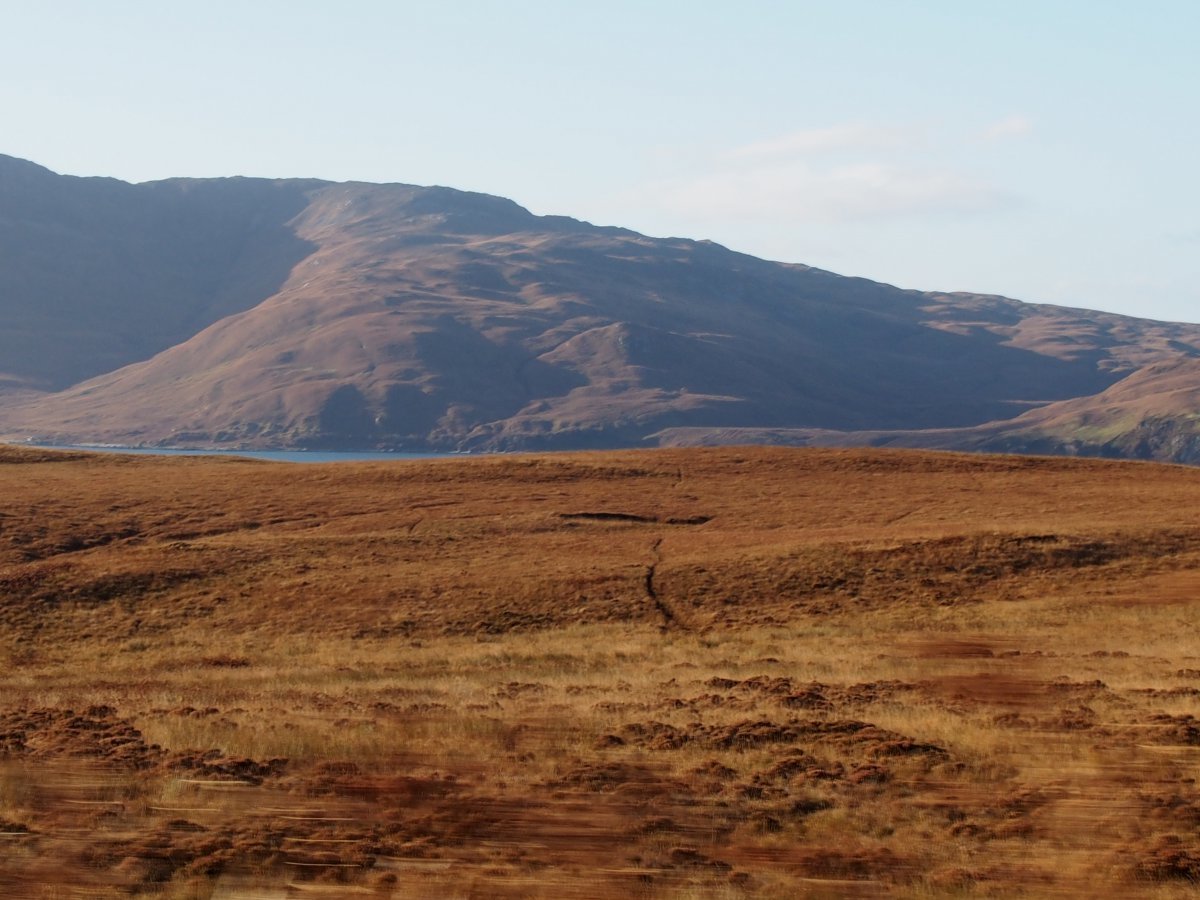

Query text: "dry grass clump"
[5, 445, 1200, 896]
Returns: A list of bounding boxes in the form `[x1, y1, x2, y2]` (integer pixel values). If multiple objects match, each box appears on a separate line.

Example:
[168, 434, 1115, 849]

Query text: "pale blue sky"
[3, 1, 1198, 322]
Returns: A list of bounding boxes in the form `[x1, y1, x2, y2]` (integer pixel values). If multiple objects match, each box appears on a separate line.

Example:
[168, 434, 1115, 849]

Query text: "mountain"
[2, 154, 1200, 459]
[0, 155, 318, 392]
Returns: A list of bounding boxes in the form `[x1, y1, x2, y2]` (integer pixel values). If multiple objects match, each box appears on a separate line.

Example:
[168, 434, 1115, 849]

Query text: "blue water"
[29, 445, 461, 463]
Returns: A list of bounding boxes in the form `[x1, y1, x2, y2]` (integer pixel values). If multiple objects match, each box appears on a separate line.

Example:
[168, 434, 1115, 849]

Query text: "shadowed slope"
[0, 155, 320, 392]
[664, 356, 1200, 464]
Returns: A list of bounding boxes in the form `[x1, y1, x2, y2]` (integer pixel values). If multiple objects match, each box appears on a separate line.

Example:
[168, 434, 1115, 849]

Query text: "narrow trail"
[646, 463, 690, 629]
[644, 536, 682, 629]
[882, 506, 921, 527]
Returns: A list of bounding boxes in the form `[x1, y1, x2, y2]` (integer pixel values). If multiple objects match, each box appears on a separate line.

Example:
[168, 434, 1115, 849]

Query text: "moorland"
[4, 444, 1200, 897]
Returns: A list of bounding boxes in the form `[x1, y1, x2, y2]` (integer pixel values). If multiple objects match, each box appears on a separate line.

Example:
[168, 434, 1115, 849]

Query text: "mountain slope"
[657, 357, 1200, 463]
[0, 154, 318, 391]
[959, 356, 1200, 460]
[2, 155, 1200, 456]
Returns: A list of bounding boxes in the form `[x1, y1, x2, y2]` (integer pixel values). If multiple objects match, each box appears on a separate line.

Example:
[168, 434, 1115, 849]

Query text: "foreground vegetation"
[3, 445, 1200, 897]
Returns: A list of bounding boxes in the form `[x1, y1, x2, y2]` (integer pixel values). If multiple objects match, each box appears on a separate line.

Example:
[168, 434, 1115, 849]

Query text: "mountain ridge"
[3, 155, 1200, 461]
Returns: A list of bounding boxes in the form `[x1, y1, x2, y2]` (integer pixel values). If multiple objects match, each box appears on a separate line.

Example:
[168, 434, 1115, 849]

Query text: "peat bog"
[3, 445, 1200, 897]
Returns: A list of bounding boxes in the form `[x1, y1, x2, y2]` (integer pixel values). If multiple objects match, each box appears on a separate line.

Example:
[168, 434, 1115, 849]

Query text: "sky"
[3, 1, 1198, 323]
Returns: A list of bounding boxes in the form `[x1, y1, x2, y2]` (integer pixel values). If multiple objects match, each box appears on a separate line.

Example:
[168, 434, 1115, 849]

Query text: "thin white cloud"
[981, 115, 1033, 141]
[725, 123, 912, 161]
[623, 121, 1024, 227]
[638, 158, 1016, 224]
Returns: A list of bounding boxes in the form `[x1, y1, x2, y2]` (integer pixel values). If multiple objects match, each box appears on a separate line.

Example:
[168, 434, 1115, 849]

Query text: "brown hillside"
[5, 155, 1200, 458]
[676, 356, 1200, 464]
[5, 445, 1200, 895]
[0, 155, 317, 392]
[975, 355, 1200, 459]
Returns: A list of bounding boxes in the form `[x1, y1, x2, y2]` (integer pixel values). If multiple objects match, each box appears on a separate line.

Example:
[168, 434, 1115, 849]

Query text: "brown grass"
[4, 444, 1200, 897]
